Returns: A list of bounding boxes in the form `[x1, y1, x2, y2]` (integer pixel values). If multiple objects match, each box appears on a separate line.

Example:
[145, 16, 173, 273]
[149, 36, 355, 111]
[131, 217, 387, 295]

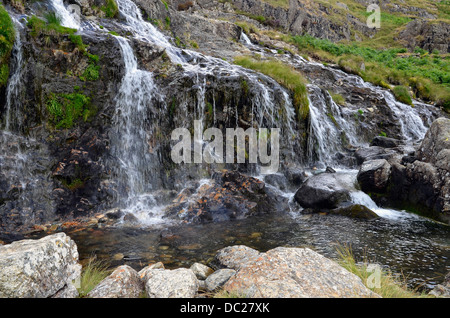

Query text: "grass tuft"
[335, 244, 432, 298]
[234, 56, 309, 120]
[77, 259, 111, 297]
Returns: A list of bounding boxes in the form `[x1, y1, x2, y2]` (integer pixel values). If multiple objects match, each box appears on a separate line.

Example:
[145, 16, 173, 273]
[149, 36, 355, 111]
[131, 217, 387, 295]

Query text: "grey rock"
[357, 159, 392, 193]
[223, 247, 380, 298]
[205, 269, 236, 291]
[0, 233, 81, 298]
[211, 245, 261, 270]
[88, 265, 144, 298]
[144, 268, 199, 298]
[294, 172, 354, 209]
[190, 262, 214, 280]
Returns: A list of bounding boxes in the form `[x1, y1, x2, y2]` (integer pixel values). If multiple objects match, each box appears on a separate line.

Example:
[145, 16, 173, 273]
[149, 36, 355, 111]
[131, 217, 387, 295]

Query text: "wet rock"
[330, 204, 379, 220]
[88, 265, 144, 298]
[429, 272, 450, 298]
[211, 245, 261, 270]
[190, 262, 214, 280]
[417, 118, 450, 165]
[370, 136, 401, 149]
[294, 172, 353, 210]
[357, 159, 392, 193]
[205, 269, 236, 291]
[223, 247, 379, 298]
[143, 268, 199, 298]
[165, 170, 289, 223]
[0, 233, 81, 298]
[354, 146, 395, 165]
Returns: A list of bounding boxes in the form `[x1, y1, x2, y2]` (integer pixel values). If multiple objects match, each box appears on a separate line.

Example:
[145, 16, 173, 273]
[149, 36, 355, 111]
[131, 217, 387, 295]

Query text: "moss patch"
[0, 4, 16, 87]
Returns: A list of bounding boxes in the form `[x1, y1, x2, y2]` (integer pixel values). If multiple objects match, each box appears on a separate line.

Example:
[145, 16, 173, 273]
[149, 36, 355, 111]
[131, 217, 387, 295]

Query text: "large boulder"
[294, 172, 353, 209]
[143, 268, 199, 298]
[357, 159, 392, 193]
[88, 265, 144, 298]
[0, 233, 81, 298]
[417, 117, 450, 165]
[223, 247, 379, 298]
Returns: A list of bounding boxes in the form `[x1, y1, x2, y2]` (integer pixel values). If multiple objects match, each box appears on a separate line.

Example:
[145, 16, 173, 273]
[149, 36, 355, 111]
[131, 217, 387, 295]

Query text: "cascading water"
[3, 16, 24, 132]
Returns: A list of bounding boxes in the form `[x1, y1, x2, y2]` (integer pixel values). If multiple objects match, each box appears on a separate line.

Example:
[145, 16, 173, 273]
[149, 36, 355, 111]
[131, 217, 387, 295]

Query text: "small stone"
[205, 269, 236, 291]
[190, 262, 214, 280]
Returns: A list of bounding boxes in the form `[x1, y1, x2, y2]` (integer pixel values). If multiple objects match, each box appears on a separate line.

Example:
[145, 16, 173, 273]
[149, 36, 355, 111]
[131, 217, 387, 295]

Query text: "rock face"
[223, 246, 379, 298]
[88, 265, 144, 298]
[143, 268, 199, 298]
[294, 172, 353, 209]
[0, 233, 81, 298]
[399, 20, 450, 53]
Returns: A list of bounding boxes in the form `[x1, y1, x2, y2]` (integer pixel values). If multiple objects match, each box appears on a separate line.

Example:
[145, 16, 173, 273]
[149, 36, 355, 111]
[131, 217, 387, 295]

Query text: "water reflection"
[66, 211, 449, 291]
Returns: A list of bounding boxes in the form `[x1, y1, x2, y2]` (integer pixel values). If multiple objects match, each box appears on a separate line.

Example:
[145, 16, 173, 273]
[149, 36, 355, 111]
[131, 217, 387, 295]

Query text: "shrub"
[77, 259, 111, 297]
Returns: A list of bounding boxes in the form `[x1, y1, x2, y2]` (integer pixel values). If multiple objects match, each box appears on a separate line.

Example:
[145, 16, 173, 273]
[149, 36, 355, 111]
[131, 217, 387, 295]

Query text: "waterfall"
[109, 36, 168, 225]
[4, 16, 24, 132]
[48, 0, 80, 29]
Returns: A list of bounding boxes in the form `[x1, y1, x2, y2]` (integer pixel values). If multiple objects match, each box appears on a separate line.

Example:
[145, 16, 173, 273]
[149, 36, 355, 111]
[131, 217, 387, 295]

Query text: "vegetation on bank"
[0, 4, 15, 88]
[336, 245, 431, 298]
[234, 56, 310, 120]
[77, 259, 111, 297]
[289, 35, 450, 111]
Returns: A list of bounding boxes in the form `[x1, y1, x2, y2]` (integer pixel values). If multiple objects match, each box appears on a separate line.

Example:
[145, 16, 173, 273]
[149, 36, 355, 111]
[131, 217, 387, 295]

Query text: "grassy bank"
[0, 4, 15, 87]
[289, 34, 450, 111]
[234, 56, 310, 120]
[336, 245, 431, 298]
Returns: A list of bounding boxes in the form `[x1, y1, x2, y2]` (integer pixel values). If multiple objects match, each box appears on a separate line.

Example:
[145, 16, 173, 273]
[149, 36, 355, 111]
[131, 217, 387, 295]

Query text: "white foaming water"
[4, 16, 24, 132]
[48, 0, 80, 29]
[350, 191, 420, 221]
[111, 36, 164, 224]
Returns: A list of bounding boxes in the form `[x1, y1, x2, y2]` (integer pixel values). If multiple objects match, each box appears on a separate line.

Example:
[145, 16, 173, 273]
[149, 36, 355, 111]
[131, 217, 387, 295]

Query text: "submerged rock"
[223, 246, 379, 298]
[0, 233, 81, 298]
[330, 204, 379, 220]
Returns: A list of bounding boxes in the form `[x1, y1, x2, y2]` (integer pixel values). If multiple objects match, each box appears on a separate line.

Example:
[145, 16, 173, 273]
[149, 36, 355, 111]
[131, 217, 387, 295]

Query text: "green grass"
[290, 35, 450, 110]
[101, 0, 119, 18]
[27, 15, 77, 37]
[336, 245, 432, 298]
[234, 56, 309, 120]
[330, 91, 346, 105]
[46, 91, 93, 129]
[77, 259, 111, 297]
[392, 85, 413, 105]
[0, 4, 15, 87]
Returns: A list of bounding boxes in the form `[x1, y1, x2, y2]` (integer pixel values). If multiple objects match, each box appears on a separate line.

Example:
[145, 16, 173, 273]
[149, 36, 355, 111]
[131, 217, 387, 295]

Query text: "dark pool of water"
[63, 210, 449, 291]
